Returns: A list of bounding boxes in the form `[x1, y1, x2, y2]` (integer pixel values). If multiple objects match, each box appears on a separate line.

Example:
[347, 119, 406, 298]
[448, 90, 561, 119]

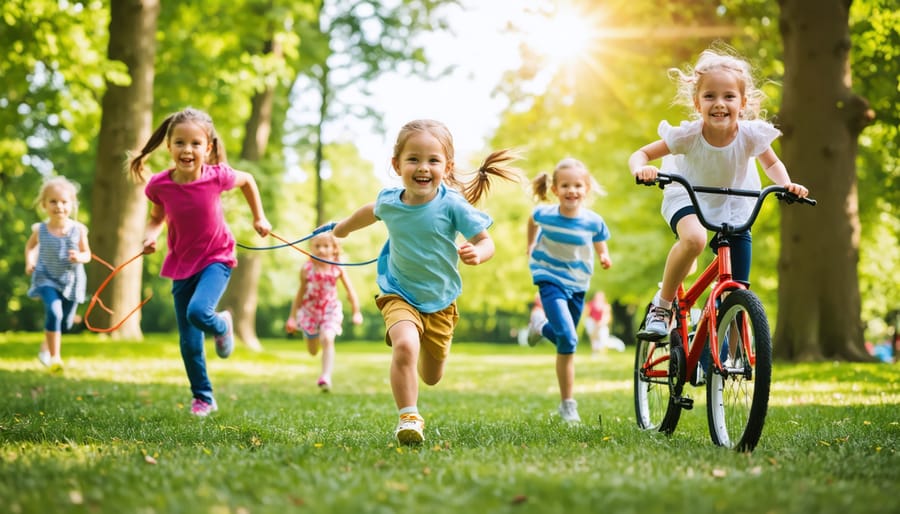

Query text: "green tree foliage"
[850, 1, 900, 340]
[1, 0, 126, 330]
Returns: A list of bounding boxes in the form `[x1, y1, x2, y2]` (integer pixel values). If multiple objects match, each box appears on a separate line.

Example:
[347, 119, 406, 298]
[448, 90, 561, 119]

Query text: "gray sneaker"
[214, 311, 235, 358]
[637, 305, 673, 340]
[558, 399, 581, 424]
[527, 317, 548, 347]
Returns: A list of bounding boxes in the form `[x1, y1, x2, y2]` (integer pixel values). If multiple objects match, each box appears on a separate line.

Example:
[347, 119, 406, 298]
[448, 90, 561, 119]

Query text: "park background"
[2, 1, 898, 356]
[1, 2, 898, 513]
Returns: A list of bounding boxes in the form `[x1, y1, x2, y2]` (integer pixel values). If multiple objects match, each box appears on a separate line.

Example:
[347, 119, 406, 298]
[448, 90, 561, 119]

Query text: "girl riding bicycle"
[628, 45, 809, 339]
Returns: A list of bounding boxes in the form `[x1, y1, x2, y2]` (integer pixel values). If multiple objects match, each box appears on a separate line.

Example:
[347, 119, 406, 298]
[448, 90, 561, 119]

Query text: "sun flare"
[520, 4, 598, 67]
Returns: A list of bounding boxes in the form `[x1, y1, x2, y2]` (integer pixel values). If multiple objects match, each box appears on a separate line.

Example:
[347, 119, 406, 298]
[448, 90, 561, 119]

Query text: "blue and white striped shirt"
[529, 205, 610, 295]
[28, 222, 88, 303]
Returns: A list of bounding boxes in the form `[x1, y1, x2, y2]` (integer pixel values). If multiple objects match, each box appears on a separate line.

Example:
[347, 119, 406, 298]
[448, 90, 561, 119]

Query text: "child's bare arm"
[459, 230, 494, 266]
[333, 203, 377, 238]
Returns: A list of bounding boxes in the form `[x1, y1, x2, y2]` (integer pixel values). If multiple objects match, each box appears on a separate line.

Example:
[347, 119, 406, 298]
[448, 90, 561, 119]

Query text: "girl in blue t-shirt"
[526, 157, 612, 424]
[333, 119, 521, 445]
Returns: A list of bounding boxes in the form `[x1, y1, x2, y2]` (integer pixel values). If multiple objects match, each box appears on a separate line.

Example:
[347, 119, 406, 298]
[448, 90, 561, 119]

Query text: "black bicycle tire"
[705, 289, 772, 451]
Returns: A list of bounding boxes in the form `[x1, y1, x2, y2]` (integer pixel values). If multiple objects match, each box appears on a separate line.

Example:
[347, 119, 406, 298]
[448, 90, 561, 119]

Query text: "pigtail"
[531, 172, 551, 202]
[462, 149, 522, 205]
[208, 131, 227, 165]
[129, 115, 174, 183]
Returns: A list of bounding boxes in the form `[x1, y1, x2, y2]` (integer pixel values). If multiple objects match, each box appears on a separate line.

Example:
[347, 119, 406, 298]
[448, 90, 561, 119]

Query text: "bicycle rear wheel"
[634, 307, 683, 434]
[706, 289, 772, 451]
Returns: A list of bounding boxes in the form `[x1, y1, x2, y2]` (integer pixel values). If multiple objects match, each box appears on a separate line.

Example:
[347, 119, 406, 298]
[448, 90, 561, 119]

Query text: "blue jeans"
[35, 286, 79, 333]
[536, 282, 585, 355]
[171, 262, 231, 404]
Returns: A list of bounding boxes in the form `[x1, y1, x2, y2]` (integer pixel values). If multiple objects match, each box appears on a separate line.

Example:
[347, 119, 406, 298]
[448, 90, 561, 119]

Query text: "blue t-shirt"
[529, 205, 610, 295]
[374, 183, 492, 313]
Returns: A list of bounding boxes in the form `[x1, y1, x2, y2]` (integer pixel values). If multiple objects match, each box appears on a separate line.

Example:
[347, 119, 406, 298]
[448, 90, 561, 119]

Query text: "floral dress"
[295, 260, 344, 337]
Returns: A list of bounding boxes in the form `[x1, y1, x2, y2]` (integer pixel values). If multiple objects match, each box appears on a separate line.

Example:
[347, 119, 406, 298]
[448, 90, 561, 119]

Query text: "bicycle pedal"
[674, 396, 694, 409]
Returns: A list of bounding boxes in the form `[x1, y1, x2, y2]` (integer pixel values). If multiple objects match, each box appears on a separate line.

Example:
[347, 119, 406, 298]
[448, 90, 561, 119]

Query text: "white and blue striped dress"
[27, 222, 88, 303]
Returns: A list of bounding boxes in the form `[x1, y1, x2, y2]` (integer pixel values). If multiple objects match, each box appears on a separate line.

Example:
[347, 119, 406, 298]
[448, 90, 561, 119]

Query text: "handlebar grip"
[776, 192, 817, 206]
[312, 221, 337, 236]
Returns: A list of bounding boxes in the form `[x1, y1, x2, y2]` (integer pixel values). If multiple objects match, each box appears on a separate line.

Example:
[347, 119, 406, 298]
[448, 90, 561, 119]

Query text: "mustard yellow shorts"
[375, 294, 459, 362]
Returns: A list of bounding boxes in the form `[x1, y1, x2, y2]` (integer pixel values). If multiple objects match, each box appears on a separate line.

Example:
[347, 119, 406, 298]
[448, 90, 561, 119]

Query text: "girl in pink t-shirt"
[285, 233, 363, 391]
[130, 107, 271, 417]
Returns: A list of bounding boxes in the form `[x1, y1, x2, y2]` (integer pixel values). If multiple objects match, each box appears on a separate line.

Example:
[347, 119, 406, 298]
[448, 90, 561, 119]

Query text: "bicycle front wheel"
[706, 289, 772, 451]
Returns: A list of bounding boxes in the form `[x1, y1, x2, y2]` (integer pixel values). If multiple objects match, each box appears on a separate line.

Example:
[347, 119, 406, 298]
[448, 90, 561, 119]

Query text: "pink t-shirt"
[145, 163, 238, 280]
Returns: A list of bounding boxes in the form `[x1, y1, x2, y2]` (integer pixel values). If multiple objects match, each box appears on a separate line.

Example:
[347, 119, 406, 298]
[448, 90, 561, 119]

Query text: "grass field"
[0, 332, 897, 514]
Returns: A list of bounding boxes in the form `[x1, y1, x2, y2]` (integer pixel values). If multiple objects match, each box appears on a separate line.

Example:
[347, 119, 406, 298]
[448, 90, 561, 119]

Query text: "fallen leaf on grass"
[511, 495, 528, 505]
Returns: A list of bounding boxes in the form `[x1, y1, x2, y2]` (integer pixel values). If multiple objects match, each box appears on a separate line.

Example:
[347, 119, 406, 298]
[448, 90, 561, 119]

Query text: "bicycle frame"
[674, 242, 749, 379]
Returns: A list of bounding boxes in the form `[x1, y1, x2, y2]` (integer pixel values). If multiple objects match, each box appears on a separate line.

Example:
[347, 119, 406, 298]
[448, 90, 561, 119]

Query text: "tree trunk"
[775, 0, 873, 361]
[220, 40, 279, 352]
[88, 0, 159, 340]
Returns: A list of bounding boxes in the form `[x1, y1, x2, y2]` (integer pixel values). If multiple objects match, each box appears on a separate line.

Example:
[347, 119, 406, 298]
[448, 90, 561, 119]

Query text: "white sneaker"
[395, 413, 425, 445]
[38, 350, 51, 367]
[527, 317, 547, 347]
[558, 399, 581, 424]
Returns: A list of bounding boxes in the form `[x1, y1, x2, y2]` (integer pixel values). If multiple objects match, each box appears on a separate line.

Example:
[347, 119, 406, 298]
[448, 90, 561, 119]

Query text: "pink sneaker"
[190, 398, 218, 417]
[214, 311, 234, 358]
[317, 377, 331, 393]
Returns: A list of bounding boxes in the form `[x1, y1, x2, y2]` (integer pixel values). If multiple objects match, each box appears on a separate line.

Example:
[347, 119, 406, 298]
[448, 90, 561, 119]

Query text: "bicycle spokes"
[706, 290, 772, 451]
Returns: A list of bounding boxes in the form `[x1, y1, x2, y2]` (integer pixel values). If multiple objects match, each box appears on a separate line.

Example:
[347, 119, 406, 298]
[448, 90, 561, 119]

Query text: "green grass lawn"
[0, 332, 897, 514]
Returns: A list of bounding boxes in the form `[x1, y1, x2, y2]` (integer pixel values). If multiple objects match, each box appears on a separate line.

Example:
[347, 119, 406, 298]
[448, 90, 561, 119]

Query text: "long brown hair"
[128, 107, 226, 182]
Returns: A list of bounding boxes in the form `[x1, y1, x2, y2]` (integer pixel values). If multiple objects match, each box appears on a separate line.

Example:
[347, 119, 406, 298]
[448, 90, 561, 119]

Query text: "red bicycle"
[633, 173, 815, 451]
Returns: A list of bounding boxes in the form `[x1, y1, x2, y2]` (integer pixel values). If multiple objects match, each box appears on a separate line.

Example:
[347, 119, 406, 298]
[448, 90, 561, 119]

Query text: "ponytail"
[461, 149, 522, 205]
[129, 114, 174, 183]
[530, 172, 551, 202]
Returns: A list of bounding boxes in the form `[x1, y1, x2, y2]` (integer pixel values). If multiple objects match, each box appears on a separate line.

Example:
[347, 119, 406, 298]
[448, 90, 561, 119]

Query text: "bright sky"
[333, 1, 520, 178]
[289, 0, 600, 182]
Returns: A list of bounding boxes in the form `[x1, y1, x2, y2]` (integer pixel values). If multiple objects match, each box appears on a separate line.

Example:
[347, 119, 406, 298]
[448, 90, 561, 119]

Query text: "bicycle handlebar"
[636, 173, 816, 234]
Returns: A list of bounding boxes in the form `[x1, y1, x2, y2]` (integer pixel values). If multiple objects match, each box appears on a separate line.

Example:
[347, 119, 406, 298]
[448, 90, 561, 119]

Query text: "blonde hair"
[669, 44, 767, 121]
[309, 232, 342, 262]
[392, 119, 522, 204]
[129, 107, 226, 182]
[531, 157, 602, 202]
[34, 176, 80, 219]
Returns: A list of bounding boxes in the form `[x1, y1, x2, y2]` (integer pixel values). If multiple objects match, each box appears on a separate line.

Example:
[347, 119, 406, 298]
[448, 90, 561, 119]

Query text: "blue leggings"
[35, 286, 79, 333]
[536, 282, 585, 355]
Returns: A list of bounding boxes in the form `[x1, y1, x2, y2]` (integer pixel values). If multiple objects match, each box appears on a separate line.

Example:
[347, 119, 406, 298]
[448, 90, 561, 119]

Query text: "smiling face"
[166, 121, 212, 179]
[41, 184, 76, 224]
[391, 131, 452, 205]
[309, 234, 338, 261]
[551, 165, 590, 215]
[694, 68, 747, 134]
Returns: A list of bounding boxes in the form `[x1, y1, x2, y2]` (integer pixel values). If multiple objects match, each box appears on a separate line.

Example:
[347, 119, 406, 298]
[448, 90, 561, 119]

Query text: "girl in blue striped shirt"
[25, 177, 92, 372]
[526, 158, 612, 423]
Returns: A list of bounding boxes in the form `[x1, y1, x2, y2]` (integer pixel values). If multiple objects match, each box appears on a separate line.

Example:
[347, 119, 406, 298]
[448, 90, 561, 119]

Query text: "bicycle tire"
[634, 306, 683, 434]
[705, 289, 772, 451]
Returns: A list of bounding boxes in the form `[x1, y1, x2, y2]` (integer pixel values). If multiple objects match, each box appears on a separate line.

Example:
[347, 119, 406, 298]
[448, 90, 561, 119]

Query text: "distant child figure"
[130, 107, 272, 417]
[526, 157, 612, 424]
[24, 177, 92, 372]
[584, 291, 615, 354]
[628, 45, 809, 339]
[332, 119, 521, 444]
[285, 232, 364, 392]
